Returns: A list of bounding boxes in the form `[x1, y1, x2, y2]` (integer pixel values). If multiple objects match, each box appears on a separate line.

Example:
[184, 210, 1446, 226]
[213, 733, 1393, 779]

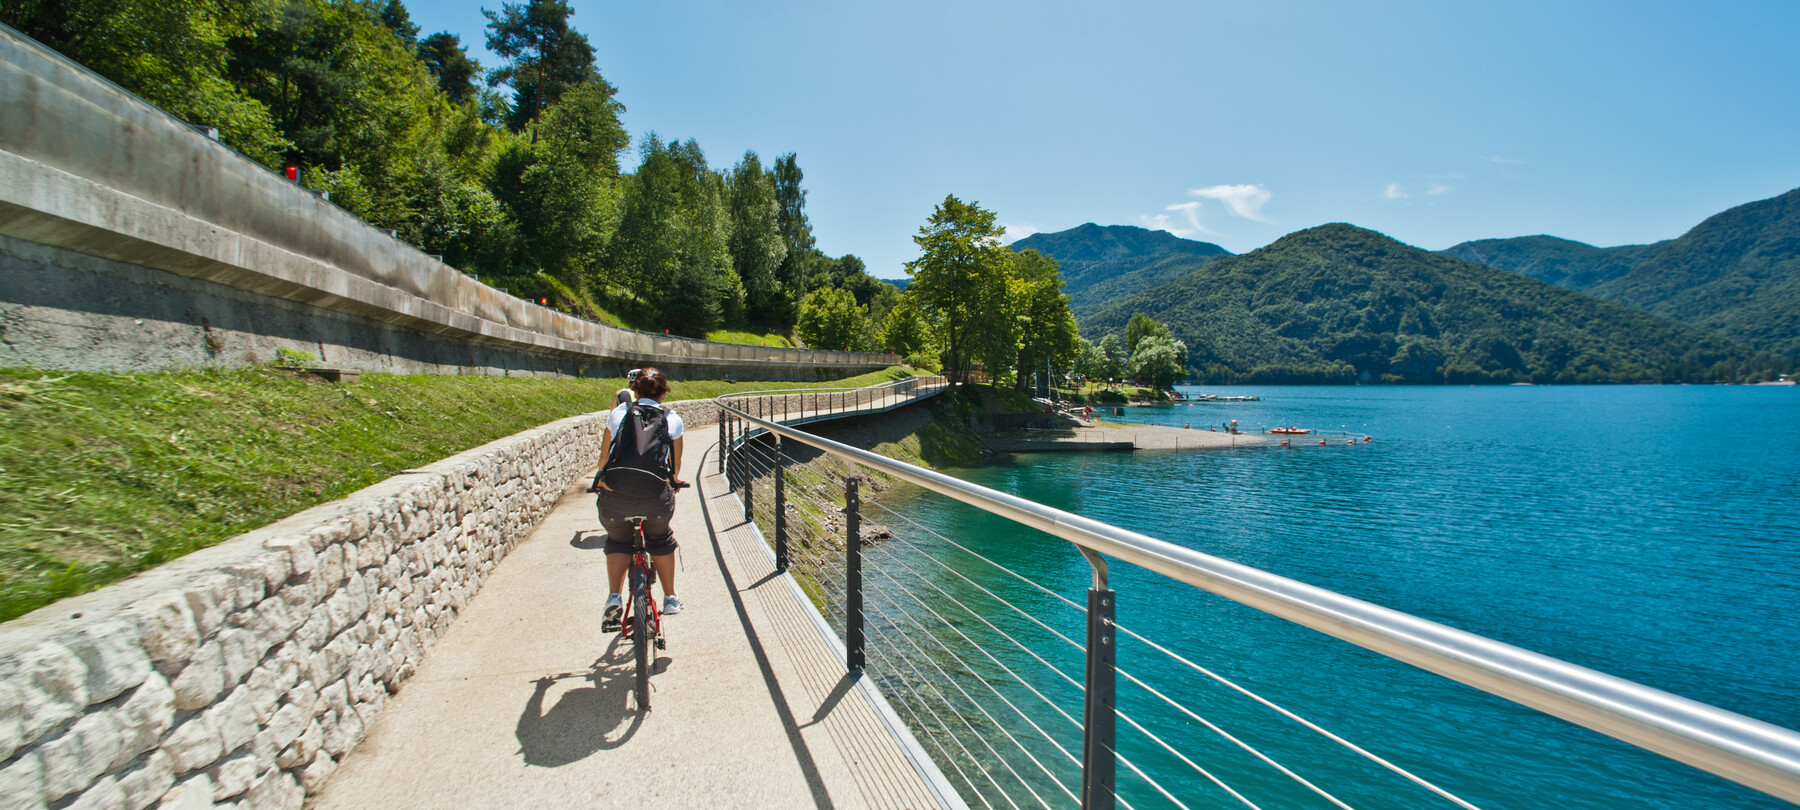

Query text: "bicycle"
[600, 481, 687, 710]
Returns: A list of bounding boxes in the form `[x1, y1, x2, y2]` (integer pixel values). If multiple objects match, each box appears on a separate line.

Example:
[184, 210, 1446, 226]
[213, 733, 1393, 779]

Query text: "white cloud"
[1481, 155, 1526, 165]
[1384, 183, 1408, 200]
[1425, 182, 1452, 196]
[1133, 205, 1207, 238]
[999, 222, 1042, 244]
[1187, 184, 1273, 221]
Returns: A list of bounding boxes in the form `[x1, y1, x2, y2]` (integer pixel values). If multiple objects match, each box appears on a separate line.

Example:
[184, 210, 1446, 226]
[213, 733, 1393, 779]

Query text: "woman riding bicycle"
[593, 367, 688, 620]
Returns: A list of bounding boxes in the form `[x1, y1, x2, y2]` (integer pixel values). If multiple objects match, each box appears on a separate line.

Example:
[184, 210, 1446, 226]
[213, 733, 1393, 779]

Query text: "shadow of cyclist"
[515, 635, 656, 766]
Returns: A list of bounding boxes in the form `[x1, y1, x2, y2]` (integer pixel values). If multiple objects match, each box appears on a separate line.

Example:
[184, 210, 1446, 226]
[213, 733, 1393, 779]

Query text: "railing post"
[743, 439, 754, 522]
[774, 437, 789, 572]
[718, 410, 726, 475]
[1082, 572, 1117, 810]
[845, 477, 864, 672]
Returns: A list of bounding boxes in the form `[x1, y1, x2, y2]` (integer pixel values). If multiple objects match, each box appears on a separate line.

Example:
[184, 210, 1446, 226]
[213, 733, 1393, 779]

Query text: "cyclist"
[593, 367, 688, 621]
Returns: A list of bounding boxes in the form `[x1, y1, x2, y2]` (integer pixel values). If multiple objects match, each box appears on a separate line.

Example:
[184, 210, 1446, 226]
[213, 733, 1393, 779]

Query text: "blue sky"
[409, 0, 1800, 279]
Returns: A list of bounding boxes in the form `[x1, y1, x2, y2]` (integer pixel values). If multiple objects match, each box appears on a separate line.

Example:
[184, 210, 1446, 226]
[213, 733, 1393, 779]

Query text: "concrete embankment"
[989, 424, 1273, 452]
[0, 27, 893, 380]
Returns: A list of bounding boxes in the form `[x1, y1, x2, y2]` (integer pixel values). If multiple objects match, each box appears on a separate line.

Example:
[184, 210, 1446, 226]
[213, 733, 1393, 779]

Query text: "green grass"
[0, 365, 915, 622]
[702, 329, 795, 347]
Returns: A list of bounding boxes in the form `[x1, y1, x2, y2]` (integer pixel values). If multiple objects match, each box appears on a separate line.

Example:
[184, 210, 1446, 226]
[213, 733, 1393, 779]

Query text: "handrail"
[715, 390, 1800, 805]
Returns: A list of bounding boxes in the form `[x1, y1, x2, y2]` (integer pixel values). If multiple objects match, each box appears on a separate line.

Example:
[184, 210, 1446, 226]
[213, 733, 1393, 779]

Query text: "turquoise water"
[861, 385, 1800, 809]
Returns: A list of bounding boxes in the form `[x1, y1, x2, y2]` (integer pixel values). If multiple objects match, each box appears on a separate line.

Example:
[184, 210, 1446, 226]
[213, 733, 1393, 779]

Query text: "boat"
[1268, 426, 1311, 435]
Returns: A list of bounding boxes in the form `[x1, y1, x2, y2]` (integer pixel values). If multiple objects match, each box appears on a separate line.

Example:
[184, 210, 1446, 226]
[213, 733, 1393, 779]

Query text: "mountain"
[1010, 224, 1231, 317]
[1087, 224, 1762, 384]
[1439, 236, 1650, 292]
[1442, 187, 1800, 358]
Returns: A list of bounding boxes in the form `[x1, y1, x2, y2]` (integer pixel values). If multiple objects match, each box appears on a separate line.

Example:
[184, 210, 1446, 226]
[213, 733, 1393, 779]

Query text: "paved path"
[315, 429, 950, 809]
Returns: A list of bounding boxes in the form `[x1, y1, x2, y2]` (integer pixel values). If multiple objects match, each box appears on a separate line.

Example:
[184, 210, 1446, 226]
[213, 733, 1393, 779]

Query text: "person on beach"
[593, 367, 688, 620]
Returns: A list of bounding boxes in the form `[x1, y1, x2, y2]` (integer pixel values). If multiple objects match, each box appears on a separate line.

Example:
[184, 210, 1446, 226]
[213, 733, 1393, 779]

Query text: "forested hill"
[1086, 224, 1761, 384]
[1010, 224, 1231, 317]
[1439, 236, 1650, 292]
[1441, 186, 1800, 358]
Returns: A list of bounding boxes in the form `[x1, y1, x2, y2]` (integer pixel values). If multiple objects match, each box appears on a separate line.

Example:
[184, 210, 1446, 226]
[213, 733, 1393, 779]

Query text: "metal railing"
[716, 382, 1800, 809]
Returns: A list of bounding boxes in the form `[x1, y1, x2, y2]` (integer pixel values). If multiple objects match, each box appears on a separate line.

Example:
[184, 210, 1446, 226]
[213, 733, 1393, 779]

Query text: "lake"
[857, 384, 1800, 809]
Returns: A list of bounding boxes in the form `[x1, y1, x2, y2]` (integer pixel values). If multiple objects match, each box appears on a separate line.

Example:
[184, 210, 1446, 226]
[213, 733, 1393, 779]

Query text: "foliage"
[1011, 224, 1230, 317]
[1009, 250, 1081, 391]
[489, 77, 626, 287]
[604, 136, 740, 334]
[1445, 187, 1800, 360]
[905, 195, 1013, 383]
[418, 31, 482, 103]
[726, 152, 790, 327]
[881, 295, 934, 357]
[1085, 224, 1782, 384]
[483, 0, 596, 131]
[1128, 334, 1188, 387]
[796, 287, 875, 351]
[1124, 313, 1171, 354]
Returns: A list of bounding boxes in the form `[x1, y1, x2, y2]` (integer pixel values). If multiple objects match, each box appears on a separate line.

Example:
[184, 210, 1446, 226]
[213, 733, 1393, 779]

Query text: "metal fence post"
[774, 437, 789, 572]
[717, 411, 726, 475]
[743, 440, 754, 522]
[1082, 581, 1117, 810]
[845, 477, 864, 672]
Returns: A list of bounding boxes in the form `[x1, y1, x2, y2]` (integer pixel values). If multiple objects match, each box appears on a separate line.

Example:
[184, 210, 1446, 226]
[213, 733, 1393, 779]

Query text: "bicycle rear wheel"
[632, 586, 651, 710]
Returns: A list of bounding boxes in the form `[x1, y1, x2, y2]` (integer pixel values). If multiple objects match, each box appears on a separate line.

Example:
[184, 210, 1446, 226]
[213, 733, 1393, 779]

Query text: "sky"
[409, 0, 1800, 279]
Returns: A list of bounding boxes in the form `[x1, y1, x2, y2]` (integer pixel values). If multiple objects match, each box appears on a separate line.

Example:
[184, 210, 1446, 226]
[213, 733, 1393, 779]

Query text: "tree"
[1098, 334, 1126, 381]
[1129, 335, 1189, 388]
[483, 0, 598, 131]
[604, 136, 739, 334]
[797, 288, 874, 351]
[726, 152, 789, 328]
[1010, 249, 1080, 392]
[905, 195, 1013, 384]
[488, 78, 627, 286]
[377, 0, 418, 46]
[881, 295, 933, 358]
[1125, 313, 1172, 355]
[419, 32, 483, 103]
[771, 153, 815, 299]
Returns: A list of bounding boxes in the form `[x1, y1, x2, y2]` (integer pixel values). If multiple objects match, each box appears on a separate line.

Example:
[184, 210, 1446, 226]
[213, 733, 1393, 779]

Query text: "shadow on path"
[698, 446, 837, 810]
[515, 633, 662, 767]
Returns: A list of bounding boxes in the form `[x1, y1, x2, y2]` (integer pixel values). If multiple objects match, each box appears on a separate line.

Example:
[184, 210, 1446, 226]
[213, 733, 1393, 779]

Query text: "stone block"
[4, 640, 90, 747]
[156, 773, 214, 810]
[126, 592, 200, 669]
[169, 642, 225, 712]
[206, 754, 256, 800]
[215, 629, 257, 686]
[63, 774, 122, 810]
[261, 536, 313, 579]
[296, 751, 336, 796]
[273, 719, 321, 771]
[115, 751, 174, 810]
[201, 686, 255, 754]
[64, 621, 153, 706]
[247, 769, 303, 810]
[253, 703, 307, 756]
[181, 574, 235, 638]
[0, 751, 46, 810]
[315, 545, 346, 593]
[158, 716, 222, 774]
[38, 710, 125, 801]
[0, 680, 23, 762]
[112, 672, 176, 770]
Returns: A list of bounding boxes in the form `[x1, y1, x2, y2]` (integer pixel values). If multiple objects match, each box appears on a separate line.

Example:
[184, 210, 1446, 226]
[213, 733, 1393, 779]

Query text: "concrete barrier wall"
[0, 398, 715, 809]
[0, 26, 897, 379]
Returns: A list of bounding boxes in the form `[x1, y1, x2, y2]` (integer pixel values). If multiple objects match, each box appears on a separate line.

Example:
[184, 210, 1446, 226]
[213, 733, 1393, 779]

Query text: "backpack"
[596, 401, 673, 496]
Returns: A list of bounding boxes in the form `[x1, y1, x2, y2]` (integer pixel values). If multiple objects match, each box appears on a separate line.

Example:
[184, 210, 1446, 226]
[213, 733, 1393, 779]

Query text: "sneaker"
[602, 593, 622, 630]
[662, 595, 684, 615]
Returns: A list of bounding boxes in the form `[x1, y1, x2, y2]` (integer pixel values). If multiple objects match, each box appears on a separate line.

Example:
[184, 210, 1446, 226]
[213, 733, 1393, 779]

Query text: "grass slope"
[0, 365, 913, 621]
[1086, 224, 1769, 384]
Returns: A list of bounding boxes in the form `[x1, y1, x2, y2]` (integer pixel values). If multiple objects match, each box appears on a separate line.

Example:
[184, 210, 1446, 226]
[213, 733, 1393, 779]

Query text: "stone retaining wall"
[0, 400, 717, 809]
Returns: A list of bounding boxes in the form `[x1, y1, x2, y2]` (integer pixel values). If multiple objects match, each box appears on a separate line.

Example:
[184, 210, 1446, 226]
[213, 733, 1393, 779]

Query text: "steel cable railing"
[716, 380, 1800, 810]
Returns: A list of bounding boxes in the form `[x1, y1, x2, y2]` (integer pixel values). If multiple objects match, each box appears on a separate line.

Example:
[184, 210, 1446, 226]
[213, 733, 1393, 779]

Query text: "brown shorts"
[596, 486, 677, 556]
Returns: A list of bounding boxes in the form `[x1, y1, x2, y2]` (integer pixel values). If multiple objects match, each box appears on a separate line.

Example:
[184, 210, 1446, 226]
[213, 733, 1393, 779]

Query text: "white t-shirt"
[606, 398, 685, 440]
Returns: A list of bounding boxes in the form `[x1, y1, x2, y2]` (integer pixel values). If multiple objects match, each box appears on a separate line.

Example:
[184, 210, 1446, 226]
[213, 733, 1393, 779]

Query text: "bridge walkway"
[314, 387, 953, 809]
